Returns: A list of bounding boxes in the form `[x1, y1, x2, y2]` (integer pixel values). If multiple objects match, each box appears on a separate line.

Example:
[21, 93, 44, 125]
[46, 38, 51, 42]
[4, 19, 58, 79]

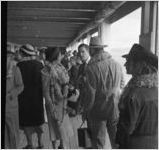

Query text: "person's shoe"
[36, 145, 44, 149]
[23, 145, 34, 149]
[58, 145, 64, 149]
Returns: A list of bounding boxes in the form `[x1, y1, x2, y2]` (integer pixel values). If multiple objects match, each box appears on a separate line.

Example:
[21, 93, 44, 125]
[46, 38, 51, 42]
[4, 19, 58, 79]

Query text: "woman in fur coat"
[116, 44, 158, 149]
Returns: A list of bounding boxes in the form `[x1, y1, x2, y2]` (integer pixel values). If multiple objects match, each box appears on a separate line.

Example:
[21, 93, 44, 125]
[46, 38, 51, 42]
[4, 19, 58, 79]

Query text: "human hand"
[63, 85, 69, 98]
[75, 89, 80, 97]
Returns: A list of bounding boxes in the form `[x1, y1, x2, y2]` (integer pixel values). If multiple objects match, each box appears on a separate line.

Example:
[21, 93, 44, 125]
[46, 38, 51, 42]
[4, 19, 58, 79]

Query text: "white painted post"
[98, 21, 111, 52]
[86, 33, 91, 45]
[139, 1, 158, 54]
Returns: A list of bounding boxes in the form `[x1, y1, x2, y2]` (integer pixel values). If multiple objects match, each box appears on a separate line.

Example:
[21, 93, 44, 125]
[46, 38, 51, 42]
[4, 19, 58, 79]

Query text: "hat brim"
[39, 49, 45, 53]
[21, 48, 36, 56]
[7, 50, 15, 54]
[122, 54, 129, 58]
[89, 45, 108, 48]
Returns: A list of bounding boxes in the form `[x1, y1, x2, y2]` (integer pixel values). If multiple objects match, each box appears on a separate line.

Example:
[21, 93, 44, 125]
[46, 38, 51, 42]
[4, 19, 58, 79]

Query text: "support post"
[86, 33, 91, 45]
[98, 21, 111, 51]
[139, 1, 158, 54]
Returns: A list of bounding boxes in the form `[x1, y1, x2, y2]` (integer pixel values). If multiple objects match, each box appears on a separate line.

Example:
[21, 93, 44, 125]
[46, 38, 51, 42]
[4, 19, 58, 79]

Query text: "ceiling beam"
[7, 38, 70, 47]
[8, 8, 96, 18]
[108, 1, 142, 23]
[8, 16, 91, 23]
[8, 7, 97, 12]
[7, 22, 82, 28]
[69, 1, 126, 46]
[7, 25, 80, 32]
[8, 16, 91, 21]
[7, 19, 85, 25]
[8, 36, 72, 40]
[7, 1, 106, 47]
[8, 1, 101, 11]
[7, 21, 85, 34]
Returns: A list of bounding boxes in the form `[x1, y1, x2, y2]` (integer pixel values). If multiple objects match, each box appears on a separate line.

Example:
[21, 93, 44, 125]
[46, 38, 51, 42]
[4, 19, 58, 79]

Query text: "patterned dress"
[41, 61, 74, 148]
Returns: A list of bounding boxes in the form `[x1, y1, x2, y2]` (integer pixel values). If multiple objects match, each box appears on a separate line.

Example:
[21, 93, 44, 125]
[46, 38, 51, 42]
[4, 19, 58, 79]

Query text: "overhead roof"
[7, 1, 141, 48]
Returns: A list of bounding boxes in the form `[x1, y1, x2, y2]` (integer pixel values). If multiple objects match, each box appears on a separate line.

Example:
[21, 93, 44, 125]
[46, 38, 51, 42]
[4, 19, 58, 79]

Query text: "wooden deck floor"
[18, 115, 85, 149]
[18, 116, 111, 149]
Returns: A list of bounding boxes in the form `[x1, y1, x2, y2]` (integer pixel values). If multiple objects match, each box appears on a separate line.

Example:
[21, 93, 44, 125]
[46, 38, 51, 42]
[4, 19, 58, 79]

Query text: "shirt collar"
[86, 56, 91, 64]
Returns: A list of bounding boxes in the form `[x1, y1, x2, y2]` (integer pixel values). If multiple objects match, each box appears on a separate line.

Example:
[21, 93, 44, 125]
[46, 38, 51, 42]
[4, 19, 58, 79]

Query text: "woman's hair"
[45, 47, 61, 62]
[133, 60, 158, 75]
[20, 49, 31, 57]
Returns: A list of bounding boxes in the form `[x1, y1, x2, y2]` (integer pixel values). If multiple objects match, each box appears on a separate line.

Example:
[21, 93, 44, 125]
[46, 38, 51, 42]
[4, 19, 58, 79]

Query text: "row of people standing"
[77, 37, 125, 149]
[5, 35, 158, 149]
[5, 43, 81, 149]
[6, 44, 45, 149]
[78, 36, 158, 149]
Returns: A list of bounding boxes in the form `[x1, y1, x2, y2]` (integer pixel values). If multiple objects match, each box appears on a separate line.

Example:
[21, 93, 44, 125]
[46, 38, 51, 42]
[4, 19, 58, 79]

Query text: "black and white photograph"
[1, 1, 158, 149]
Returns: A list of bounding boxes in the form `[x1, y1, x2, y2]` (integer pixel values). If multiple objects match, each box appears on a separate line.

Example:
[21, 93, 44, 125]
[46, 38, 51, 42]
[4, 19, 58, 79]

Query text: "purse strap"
[79, 121, 85, 128]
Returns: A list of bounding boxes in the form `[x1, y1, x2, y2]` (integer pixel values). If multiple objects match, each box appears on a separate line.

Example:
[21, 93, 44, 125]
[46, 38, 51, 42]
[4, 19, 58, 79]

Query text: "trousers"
[87, 118, 118, 149]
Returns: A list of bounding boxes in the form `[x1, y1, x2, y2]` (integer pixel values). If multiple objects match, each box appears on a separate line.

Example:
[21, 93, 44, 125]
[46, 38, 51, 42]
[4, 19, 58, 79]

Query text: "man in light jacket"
[83, 36, 124, 148]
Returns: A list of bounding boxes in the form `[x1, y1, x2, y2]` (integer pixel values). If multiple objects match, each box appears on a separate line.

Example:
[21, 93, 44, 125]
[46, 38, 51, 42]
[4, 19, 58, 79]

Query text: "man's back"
[86, 51, 123, 120]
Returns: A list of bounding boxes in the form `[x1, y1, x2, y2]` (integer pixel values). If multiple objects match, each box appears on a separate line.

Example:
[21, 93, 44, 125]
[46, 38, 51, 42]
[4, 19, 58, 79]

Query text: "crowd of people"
[5, 36, 158, 149]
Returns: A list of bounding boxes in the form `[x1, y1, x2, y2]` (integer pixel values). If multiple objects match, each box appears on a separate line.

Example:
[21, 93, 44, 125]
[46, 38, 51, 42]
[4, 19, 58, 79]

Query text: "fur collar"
[119, 73, 158, 110]
[128, 73, 158, 88]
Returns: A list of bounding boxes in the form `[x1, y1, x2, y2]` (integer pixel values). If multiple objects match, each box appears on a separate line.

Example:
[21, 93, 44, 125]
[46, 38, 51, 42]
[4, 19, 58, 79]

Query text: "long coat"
[85, 51, 123, 120]
[84, 51, 124, 148]
[116, 73, 158, 149]
[5, 63, 24, 148]
[41, 61, 73, 148]
[17, 59, 44, 127]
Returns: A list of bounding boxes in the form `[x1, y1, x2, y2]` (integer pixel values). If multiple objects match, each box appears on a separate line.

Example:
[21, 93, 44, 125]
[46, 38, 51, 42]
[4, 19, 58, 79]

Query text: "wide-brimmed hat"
[89, 36, 107, 48]
[122, 43, 158, 68]
[20, 44, 36, 56]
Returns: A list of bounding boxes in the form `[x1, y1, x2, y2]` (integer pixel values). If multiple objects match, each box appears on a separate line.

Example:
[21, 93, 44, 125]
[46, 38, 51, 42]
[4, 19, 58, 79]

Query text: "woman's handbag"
[77, 122, 92, 148]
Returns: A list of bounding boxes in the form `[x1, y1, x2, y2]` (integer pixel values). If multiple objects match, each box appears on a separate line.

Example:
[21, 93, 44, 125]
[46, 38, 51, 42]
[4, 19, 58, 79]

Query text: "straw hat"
[20, 44, 36, 56]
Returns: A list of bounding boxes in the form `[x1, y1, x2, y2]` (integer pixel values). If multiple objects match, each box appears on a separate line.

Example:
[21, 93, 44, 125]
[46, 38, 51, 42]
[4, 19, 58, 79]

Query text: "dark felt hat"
[122, 44, 158, 68]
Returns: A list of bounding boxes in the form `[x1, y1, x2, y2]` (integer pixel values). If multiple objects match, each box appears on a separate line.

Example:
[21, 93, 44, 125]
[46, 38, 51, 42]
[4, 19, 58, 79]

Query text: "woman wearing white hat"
[17, 44, 45, 148]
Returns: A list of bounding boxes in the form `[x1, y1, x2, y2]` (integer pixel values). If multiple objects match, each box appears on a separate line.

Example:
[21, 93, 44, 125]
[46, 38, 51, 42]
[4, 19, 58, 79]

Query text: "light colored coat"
[5, 63, 24, 148]
[85, 51, 124, 120]
[41, 61, 73, 148]
[84, 51, 124, 148]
